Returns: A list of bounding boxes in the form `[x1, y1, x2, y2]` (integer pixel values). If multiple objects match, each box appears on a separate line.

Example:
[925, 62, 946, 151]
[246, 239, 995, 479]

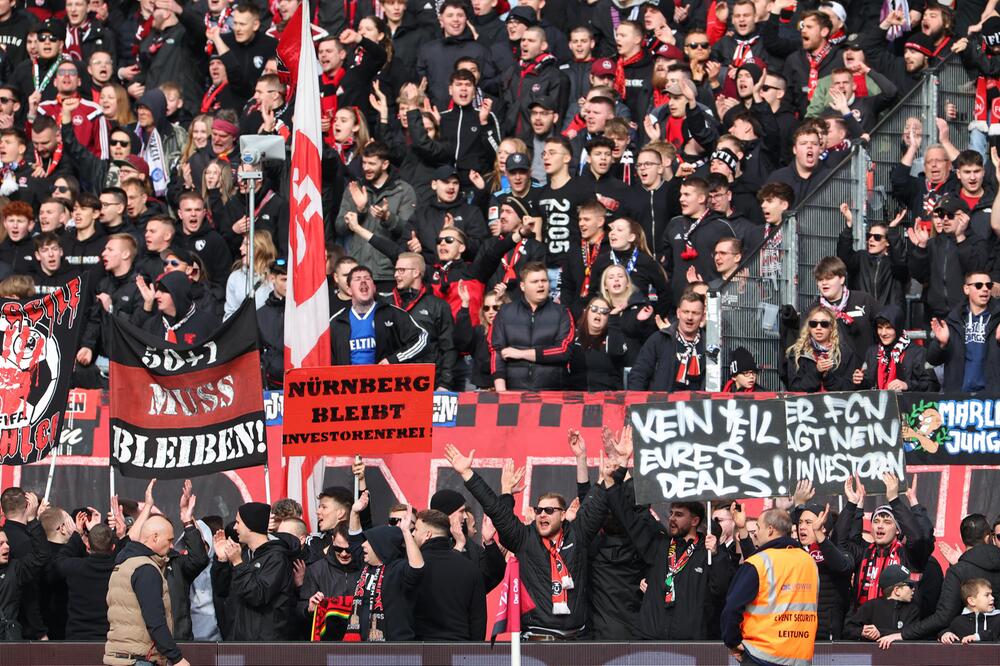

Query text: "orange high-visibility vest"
[741, 546, 819, 666]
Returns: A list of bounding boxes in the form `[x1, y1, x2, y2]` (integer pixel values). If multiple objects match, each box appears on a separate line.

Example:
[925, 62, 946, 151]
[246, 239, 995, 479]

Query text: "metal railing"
[707, 54, 974, 391]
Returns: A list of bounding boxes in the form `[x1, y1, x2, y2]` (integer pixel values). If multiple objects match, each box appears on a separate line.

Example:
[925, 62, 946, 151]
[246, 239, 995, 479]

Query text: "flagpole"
[706, 500, 712, 566]
[264, 464, 272, 505]
[511, 629, 521, 666]
[43, 448, 57, 503]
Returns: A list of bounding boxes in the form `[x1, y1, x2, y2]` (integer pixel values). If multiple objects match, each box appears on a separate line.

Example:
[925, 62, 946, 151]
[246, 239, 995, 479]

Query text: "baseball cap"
[879, 564, 915, 591]
[432, 164, 459, 181]
[591, 57, 616, 77]
[933, 194, 969, 217]
[269, 258, 288, 275]
[528, 95, 557, 112]
[38, 18, 66, 41]
[505, 152, 530, 172]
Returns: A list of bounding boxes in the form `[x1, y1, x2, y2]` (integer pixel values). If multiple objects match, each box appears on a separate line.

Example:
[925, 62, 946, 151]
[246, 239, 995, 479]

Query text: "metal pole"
[43, 449, 57, 503]
[264, 463, 272, 505]
[353, 454, 361, 501]
[246, 175, 257, 300]
[705, 291, 722, 393]
[109, 466, 115, 504]
[511, 629, 521, 666]
[706, 500, 712, 566]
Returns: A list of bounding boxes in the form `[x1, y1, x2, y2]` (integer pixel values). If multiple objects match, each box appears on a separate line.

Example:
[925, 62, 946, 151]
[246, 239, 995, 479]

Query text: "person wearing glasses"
[389, 252, 457, 390]
[783, 305, 859, 392]
[837, 203, 909, 308]
[926, 269, 1000, 392]
[10, 18, 64, 103]
[852, 305, 938, 392]
[297, 522, 362, 635]
[567, 295, 625, 390]
[403, 165, 489, 270]
[36, 59, 109, 159]
[908, 194, 989, 320]
[446, 443, 614, 641]
[628, 147, 670, 263]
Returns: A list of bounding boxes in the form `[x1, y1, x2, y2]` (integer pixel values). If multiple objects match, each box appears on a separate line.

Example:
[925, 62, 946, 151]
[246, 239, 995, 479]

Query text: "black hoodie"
[857, 304, 939, 392]
[348, 525, 423, 641]
[140, 271, 222, 344]
[902, 543, 1000, 639]
[52, 532, 116, 640]
[413, 536, 486, 641]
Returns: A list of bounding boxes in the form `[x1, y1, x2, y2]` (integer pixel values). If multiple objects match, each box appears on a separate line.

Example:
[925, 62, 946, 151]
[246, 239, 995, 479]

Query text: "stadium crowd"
[1, 432, 999, 659]
[0, 0, 998, 393]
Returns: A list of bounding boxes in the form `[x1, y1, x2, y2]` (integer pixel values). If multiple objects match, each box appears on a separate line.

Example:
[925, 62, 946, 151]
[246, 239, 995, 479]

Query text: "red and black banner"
[0, 277, 85, 465]
[108, 300, 267, 478]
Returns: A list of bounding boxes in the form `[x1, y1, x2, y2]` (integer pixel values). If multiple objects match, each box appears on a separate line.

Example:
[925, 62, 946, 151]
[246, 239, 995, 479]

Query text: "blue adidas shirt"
[349, 306, 377, 365]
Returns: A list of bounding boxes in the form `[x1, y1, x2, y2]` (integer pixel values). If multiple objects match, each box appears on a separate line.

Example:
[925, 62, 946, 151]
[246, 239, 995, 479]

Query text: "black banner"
[631, 398, 789, 504]
[899, 392, 1000, 465]
[631, 392, 904, 503]
[786, 392, 904, 494]
[0, 278, 86, 465]
[108, 300, 267, 478]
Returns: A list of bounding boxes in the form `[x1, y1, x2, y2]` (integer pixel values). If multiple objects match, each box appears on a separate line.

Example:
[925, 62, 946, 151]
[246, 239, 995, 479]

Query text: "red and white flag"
[283, 0, 330, 520]
[491, 556, 535, 645]
[284, 0, 329, 372]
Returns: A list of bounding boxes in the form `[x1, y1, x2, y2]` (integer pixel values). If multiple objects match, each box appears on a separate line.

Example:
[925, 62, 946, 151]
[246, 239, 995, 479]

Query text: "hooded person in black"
[792, 501, 854, 640]
[224, 502, 296, 641]
[412, 509, 487, 641]
[428, 489, 506, 593]
[0, 502, 49, 641]
[52, 524, 117, 640]
[836, 214, 909, 309]
[140, 271, 222, 345]
[853, 305, 939, 392]
[297, 524, 363, 628]
[345, 491, 424, 642]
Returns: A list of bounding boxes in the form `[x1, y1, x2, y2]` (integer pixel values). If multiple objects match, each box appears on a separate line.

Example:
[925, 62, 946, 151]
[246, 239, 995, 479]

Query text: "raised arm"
[446, 445, 530, 553]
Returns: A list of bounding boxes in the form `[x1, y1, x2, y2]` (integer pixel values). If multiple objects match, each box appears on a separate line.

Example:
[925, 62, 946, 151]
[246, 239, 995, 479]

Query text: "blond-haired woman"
[783, 305, 858, 391]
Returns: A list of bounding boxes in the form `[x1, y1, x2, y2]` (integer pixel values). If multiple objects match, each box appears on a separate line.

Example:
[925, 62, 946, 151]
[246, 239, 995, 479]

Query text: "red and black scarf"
[347, 564, 386, 642]
[876, 335, 910, 389]
[675, 333, 702, 385]
[807, 42, 833, 100]
[614, 50, 645, 98]
[856, 540, 903, 606]
[201, 82, 228, 113]
[732, 35, 760, 68]
[579, 235, 603, 297]
[132, 11, 154, 60]
[545, 532, 574, 614]
[205, 6, 233, 54]
[664, 535, 699, 604]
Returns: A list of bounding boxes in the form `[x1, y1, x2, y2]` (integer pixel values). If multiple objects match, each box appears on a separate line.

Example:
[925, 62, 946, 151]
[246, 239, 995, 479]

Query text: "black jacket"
[436, 102, 503, 187]
[947, 610, 1000, 641]
[807, 538, 856, 640]
[808, 289, 880, 359]
[416, 29, 499, 110]
[835, 498, 930, 612]
[257, 292, 285, 389]
[837, 226, 909, 309]
[488, 295, 575, 390]
[503, 54, 570, 137]
[136, 23, 203, 114]
[909, 231, 990, 318]
[663, 212, 737, 304]
[607, 475, 734, 640]
[926, 301, 1000, 392]
[348, 526, 424, 641]
[52, 532, 116, 641]
[413, 537, 487, 641]
[61, 227, 108, 277]
[330, 299, 429, 365]
[0, 519, 48, 640]
[229, 538, 295, 640]
[140, 277, 222, 345]
[783, 340, 860, 392]
[628, 328, 706, 392]
[379, 110, 452, 207]
[584, 507, 645, 640]
[902, 543, 1000, 639]
[218, 31, 279, 110]
[843, 597, 921, 640]
[568, 337, 627, 391]
[390, 288, 457, 389]
[0, 235, 36, 275]
[761, 16, 843, 115]
[164, 525, 210, 641]
[296, 547, 362, 621]
[406, 198, 489, 267]
[175, 223, 233, 291]
[464, 471, 609, 633]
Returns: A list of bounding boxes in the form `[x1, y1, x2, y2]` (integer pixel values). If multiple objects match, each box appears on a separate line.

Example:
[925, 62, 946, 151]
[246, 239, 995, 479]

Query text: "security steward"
[720, 509, 819, 666]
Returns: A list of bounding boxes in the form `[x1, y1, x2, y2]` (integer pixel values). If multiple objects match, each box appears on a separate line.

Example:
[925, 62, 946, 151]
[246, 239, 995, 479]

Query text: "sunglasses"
[533, 506, 564, 515]
[437, 236, 457, 245]
[866, 233, 885, 241]
[53, 185, 70, 193]
[388, 517, 404, 525]
[165, 259, 183, 267]
[110, 139, 130, 147]
[483, 304, 501, 311]
[685, 42, 710, 49]
[808, 320, 832, 329]
[967, 281, 994, 290]
[330, 545, 351, 554]
[37, 33, 59, 43]
[589, 305, 611, 315]
[935, 211, 955, 219]
[0, 97, 12, 104]
[761, 84, 780, 92]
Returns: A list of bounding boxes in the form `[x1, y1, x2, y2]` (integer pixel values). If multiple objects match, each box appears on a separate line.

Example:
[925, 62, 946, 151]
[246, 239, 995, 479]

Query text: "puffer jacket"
[488, 295, 575, 390]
